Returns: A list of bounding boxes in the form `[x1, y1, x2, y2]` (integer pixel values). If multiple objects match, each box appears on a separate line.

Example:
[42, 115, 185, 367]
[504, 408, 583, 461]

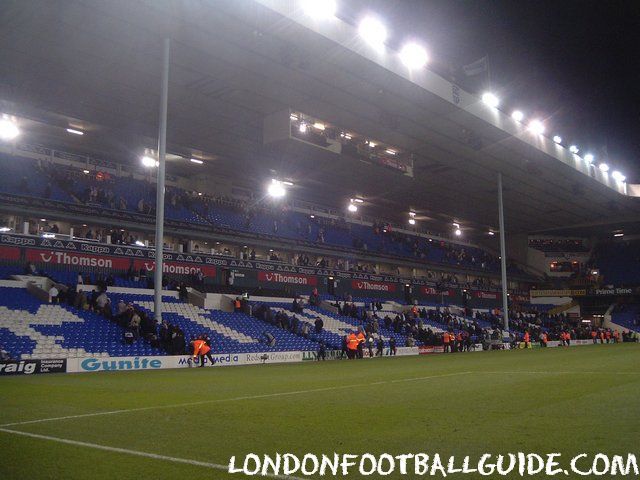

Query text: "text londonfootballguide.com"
[228, 452, 639, 477]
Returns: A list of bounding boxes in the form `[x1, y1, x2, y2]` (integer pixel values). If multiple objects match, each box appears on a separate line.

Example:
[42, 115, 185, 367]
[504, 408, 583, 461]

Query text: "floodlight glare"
[481, 92, 499, 108]
[358, 17, 387, 49]
[299, 123, 307, 133]
[612, 171, 626, 182]
[408, 218, 416, 225]
[454, 228, 462, 236]
[141, 156, 158, 168]
[347, 203, 358, 213]
[511, 110, 524, 122]
[189, 158, 204, 164]
[599, 163, 609, 172]
[528, 119, 545, 135]
[488, 231, 495, 236]
[66, 128, 84, 135]
[0, 117, 20, 141]
[569, 145, 579, 154]
[300, 0, 336, 19]
[553, 135, 562, 144]
[399, 43, 429, 70]
[267, 179, 286, 198]
[584, 154, 594, 163]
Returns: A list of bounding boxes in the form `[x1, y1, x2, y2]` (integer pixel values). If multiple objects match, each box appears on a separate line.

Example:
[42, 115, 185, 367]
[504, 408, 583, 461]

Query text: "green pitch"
[1, 345, 639, 479]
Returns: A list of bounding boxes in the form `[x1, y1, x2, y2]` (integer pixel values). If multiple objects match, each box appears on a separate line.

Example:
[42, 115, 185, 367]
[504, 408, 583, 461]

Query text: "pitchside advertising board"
[0, 359, 67, 376]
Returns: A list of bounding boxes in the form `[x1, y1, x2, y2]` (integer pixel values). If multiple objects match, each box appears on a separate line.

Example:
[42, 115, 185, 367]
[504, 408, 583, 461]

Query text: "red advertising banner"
[419, 346, 445, 355]
[0, 246, 20, 261]
[258, 271, 317, 286]
[133, 259, 216, 277]
[421, 286, 454, 296]
[351, 279, 396, 292]
[26, 249, 130, 270]
[473, 291, 499, 300]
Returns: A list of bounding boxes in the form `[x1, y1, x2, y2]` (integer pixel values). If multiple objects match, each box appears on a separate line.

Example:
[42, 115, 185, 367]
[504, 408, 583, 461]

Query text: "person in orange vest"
[455, 332, 463, 352]
[565, 331, 572, 347]
[605, 330, 612, 344]
[192, 335, 215, 367]
[233, 297, 242, 313]
[443, 331, 451, 353]
[356, 329, 366, 359]
[346, 332, 359, 360]
[523, 331, 530, 349]
[613, 330, 620, 343]
[591, 329, 598, 344]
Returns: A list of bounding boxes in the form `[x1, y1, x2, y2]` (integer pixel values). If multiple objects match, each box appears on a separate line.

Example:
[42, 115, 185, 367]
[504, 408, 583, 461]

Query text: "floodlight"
[300, 0, 336, 19]
[488, 231, 495, 236]
[611, 171, 626, 182]
[141, 156, 158, 168]
[553, 135, 562, 144]
[454, 228, 462, 236]
[584, 154, 594, 163]
[528, 119, 545, 135]
[511, 110, 524, 122]
[399, 43, 428, 70]
[408, 218, 416, 225]
[481, 92, 499, 108]
[66, 128, 84, 135]
[358, 17, 387, 49]
[0, 117, 20, 141]
[190, 158, 204, 164]
[267, 179, 286, 198]
[313, 122, 325, 131]
[385, 149, 396, 155]
[347, 203, 358, 213]
[299, 123, 307, 133]
[569, 145, 579, 154]
[598, 163, 609, 172]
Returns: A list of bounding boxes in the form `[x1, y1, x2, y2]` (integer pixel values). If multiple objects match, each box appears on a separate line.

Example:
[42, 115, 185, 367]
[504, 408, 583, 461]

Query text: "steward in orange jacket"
[347, 332, 359, 360]
[192, 336, 215, 367]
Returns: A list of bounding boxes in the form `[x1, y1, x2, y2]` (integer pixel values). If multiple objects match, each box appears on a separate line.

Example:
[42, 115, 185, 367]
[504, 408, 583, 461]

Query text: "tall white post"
[497, 172, 509, 331]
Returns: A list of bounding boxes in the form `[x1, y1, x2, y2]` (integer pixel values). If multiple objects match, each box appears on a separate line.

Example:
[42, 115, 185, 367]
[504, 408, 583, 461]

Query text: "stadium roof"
[1, 0, 639, 236]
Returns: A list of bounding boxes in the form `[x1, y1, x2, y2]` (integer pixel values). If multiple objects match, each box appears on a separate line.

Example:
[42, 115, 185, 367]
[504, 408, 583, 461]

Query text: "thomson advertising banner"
[132, 259, 216, 277]
[257, 271, 318, 286]
[350, 279, 397, 293]
[0, 359, 67, 376]
[26, 248, 130, 270]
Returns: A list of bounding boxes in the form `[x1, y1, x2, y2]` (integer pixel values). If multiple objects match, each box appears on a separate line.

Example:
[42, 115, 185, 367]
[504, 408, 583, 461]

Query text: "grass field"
[1, 344, 639, 479]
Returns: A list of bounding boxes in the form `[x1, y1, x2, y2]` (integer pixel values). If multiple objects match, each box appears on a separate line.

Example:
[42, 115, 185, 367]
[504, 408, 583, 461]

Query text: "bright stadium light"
[352, 198, 364, 203]
[299, 123, 307, 133]
[612, 171, 626, 182]
[66, 128, 84, 135]
[511, 110, 524, 122]
[488, 231, 495, 236]
[599, 163, 609, 172]
[313, 122, 325, 131]
[267, 179, 286, 198]
[528, 119, 545, 135]
[0, 117, 20, 141]
[481, 92, 499, 108]
[300, 0, 336, 19]
[584, 154, 594, 163]
[454, 228, 462, 236]
[83, 169, 90, 174]
[358, 17, 387, 50]
[347, 202, 358, 213]
[553, 135, 562, 144]
[569, 145, 579, 154]
[189, 158, 203, 164]
[408, 218, 416, 225]
[141, 155, 158, 168]
[399, 43, 429, 70]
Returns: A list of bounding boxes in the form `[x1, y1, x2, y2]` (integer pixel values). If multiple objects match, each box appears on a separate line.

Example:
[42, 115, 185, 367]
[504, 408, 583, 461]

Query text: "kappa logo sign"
[258, 271, 317, 286]
[26, 249, 129, 269]
[351, 280, 396, 292]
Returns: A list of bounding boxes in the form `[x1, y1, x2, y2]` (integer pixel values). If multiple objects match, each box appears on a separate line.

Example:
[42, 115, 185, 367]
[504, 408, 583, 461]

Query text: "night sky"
[342, 0, 640, 182]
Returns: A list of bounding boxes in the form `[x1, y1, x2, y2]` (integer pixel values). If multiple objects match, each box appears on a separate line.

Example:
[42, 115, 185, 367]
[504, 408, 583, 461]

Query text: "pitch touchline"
[0, 371, 471, 428]
[0, 427, 306, 480]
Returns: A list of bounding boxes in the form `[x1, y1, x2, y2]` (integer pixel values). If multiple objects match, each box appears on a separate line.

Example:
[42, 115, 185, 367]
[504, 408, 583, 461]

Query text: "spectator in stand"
[48, 285, 59, 304]
[388, 336, 397, 356]
[314, 317, 323, 334]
